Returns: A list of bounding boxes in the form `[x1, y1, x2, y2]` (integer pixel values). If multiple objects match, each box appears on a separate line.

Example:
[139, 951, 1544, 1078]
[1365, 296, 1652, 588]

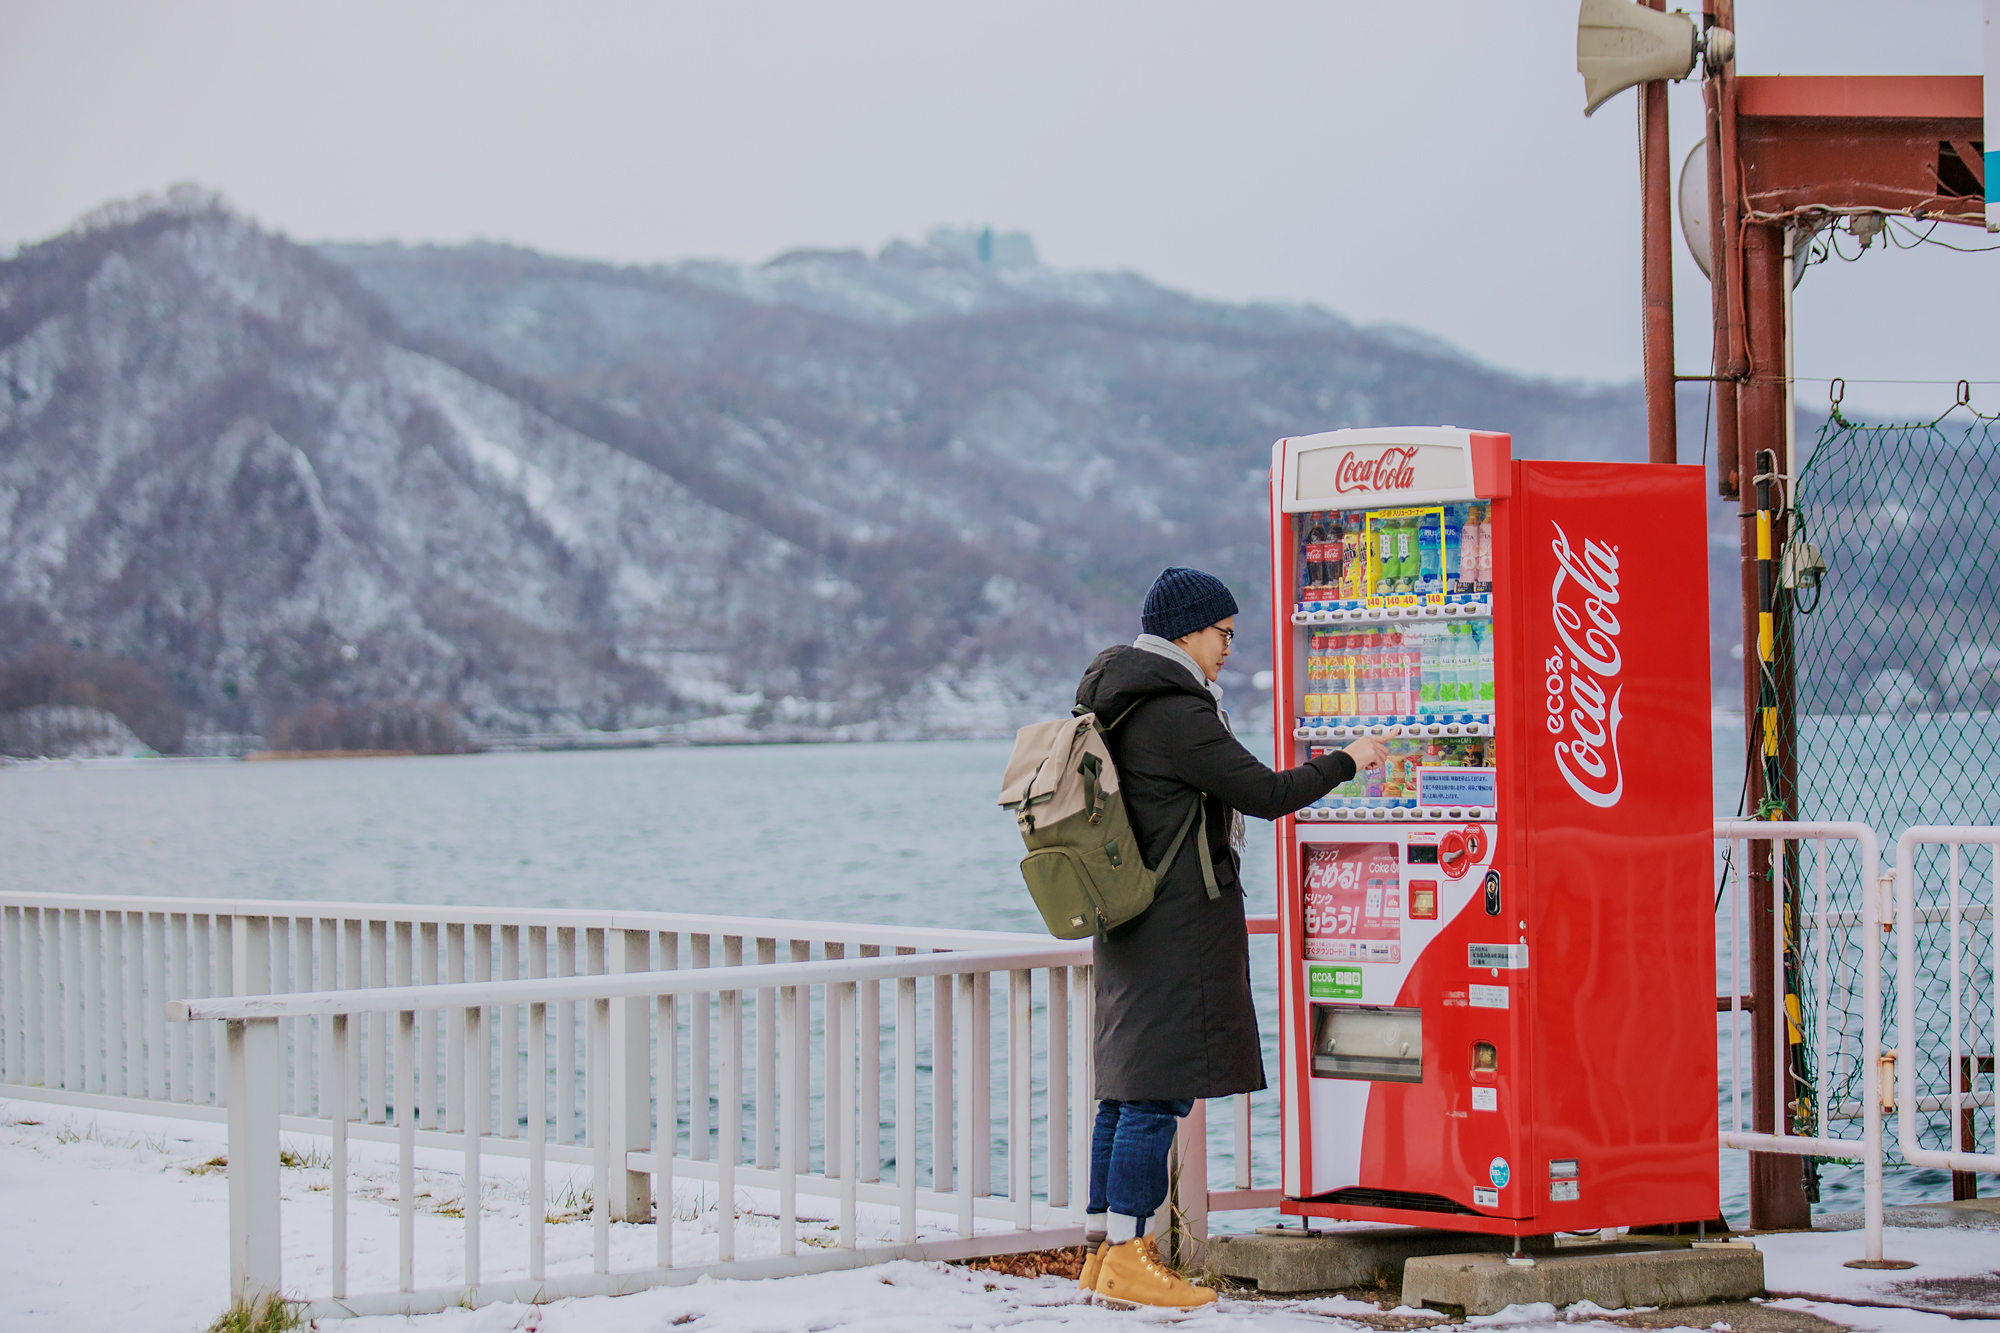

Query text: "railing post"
[1164, 1099, 1209, 1267]
[1009, 968, 1032, 1231]
[1072, 965, 1094, 1221]
[607, 927, 652, 1221]
[1047, 965, 1068, 1210]
[225, 915, 277, 1305]
[226, 1015, 282, 1305]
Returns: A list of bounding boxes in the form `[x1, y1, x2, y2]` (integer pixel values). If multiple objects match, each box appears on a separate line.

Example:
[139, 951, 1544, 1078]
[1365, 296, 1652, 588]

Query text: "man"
[1072, 566, 1387, 1309]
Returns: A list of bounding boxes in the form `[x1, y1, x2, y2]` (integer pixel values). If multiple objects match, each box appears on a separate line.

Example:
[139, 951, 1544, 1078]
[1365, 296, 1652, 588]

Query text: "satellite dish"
[1678, 140, 1712, 279]
[1678, 139, 1809, 288]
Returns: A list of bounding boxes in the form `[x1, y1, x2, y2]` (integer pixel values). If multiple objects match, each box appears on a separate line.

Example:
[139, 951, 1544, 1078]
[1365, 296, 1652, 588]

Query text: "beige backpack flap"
[1026, 718, 1100, 830]
[998, 718, 1074, 810]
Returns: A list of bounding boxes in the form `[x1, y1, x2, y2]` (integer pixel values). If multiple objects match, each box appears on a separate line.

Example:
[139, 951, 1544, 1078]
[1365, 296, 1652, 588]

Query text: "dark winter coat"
[1074, 645, 1355, 1101]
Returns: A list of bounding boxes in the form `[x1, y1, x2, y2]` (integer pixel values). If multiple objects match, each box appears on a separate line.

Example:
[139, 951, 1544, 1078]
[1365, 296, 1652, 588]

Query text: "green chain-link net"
[1781, 413, 1998, 1172]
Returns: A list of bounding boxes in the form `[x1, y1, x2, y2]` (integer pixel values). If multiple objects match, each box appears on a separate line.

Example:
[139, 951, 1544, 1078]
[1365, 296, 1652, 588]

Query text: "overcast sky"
[1, 1, 1990, 418]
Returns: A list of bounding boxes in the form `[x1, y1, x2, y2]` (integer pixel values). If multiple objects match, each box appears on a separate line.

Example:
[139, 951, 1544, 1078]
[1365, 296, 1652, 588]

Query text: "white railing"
[1713, 820, 1887, 1262]
[0, 893, 1279, 1317]
[1893, 828, 1999, 1183]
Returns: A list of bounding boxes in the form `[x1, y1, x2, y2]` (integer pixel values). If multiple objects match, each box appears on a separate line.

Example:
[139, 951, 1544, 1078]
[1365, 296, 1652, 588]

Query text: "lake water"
[0, 726, 1955, 1224]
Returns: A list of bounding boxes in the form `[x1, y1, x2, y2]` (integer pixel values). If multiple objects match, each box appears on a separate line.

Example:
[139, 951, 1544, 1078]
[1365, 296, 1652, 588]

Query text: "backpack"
[997, 703, 1220, 941]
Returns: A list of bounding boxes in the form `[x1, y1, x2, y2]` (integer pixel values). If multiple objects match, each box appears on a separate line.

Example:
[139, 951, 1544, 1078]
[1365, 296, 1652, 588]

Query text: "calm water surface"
[0, 727, 1942, 1222]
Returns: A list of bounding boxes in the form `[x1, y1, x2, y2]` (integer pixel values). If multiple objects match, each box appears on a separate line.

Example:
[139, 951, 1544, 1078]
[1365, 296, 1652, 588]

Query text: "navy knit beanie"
[1141, 567, 1239, 642]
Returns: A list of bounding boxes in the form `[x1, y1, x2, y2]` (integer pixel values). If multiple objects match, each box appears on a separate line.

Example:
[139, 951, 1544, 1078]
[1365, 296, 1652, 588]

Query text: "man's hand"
[1342, 737, 1390, 771]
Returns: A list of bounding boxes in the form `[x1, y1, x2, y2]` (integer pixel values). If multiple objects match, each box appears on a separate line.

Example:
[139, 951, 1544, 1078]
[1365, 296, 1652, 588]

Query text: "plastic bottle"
[1460, 507, 1483, 594]
[1301, 632, 1319, 717]
[1330, 630, 1346, 713]
[1477, 625, 1496, 706]
[1475, 505, 1495, 592]
[1417, 512, 1442, 593]
[1443, 505, 1464, 594]
[1390, 632, 1409, 716]
[1419, 626, 1442, 714]
[1327, 514, 1347, 602]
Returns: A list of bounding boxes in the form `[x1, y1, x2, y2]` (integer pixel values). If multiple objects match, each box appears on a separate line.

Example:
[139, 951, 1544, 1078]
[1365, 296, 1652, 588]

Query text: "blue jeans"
[1086, 1097, 1195, 1223]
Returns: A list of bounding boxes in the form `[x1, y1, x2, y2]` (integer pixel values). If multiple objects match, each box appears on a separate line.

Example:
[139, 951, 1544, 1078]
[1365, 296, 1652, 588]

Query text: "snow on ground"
[6, 1100, 1998, 1333]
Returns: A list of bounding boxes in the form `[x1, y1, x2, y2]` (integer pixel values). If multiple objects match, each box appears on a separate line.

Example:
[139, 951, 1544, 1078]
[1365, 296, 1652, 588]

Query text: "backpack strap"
[1077, 695, 1221, 898]
[1073, 699, 1149, 732]
[1153, 797, 1222, 899]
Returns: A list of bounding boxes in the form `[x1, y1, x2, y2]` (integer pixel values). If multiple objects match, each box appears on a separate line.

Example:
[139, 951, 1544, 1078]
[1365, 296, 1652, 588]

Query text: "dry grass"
[205, 1296, 302, 1333]
[956, 1247, 1088, 1281]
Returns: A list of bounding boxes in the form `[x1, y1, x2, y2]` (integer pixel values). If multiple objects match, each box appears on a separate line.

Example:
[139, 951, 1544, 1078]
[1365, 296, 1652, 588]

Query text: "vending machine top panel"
[1278, 427, 1512, 513]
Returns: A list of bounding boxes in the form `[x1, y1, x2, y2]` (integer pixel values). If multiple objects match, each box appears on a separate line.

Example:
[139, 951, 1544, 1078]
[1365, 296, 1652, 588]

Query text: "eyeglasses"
[1209, 625, 1236, 643]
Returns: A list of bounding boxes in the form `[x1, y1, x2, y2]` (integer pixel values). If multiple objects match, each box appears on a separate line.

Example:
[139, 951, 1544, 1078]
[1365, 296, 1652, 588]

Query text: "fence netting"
[1776, 412, 1998, 1174]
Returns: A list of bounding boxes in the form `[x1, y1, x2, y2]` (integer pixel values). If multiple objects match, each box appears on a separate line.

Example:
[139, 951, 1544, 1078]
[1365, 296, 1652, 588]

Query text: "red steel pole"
[1640, 0, 1677, 464]
[1738, 220, 1811, 1231]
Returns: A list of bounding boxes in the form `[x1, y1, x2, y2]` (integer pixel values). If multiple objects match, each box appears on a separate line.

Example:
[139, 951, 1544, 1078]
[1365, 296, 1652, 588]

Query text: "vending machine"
[1268, 426, 1716, 1236]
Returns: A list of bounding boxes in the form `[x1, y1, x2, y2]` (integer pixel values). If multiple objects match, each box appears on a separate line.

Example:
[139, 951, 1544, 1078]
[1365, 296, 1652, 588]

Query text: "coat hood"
[1074, 644, 1216, 726]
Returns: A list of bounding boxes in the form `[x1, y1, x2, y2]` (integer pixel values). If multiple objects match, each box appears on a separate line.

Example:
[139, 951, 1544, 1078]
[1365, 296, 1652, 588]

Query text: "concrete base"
[1205, 1227, 1552, 1296]
[1402, 1243, 1764, 1316]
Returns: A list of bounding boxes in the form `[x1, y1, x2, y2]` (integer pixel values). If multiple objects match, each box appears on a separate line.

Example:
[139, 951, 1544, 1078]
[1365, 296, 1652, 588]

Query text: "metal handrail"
[1894, 827, 2000, 1178]
[0, 890, 1047, 953]
[1713, 819, 1886, 1262]
[169, 945, 1091, 1022]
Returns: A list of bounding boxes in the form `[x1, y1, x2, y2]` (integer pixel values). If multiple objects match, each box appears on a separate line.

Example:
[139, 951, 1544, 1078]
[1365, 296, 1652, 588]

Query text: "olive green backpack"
[997, 704, 1219, 941]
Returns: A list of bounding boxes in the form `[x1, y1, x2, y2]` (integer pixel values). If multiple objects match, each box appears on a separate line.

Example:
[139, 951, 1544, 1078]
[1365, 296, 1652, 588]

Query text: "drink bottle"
[1443, 505, 1464, 593]
[1461, 507, 1484, 594]
[1303, 633, 1320, 717]
[1394, 518, 1415, 593]
[1352, 630, 1373, 715]
[1327, 513, 1345, 599]
[1304, 508, 1320, 596]
[1477, 627, 1495, 705]
[1371, 630, 1390, 716]
[1417, 512, 1442, 593]
[1388, 633, 1407, 715]
[1420, 627, 1442, 714]
[1312, 513, 1333, 599]
[1400, 638, 1419, 715]
[1339, 519, 1359, 600]
[1335, 634, 1356, 715]
[1370, 519, 1391, 598]
[1475, 505, 1494, 591]
[1352, 514, 1369, 599]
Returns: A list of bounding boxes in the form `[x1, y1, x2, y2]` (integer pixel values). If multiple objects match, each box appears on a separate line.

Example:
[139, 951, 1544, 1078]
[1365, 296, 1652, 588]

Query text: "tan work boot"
[1093, 1235, 1218, 1309]
[1078, 1240, 1107, 1295]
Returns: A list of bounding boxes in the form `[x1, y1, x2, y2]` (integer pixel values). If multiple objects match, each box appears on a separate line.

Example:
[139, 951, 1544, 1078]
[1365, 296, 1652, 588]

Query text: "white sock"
[1107, 1212, 1139, 1245]
[1085, 1212, 1108, 1240]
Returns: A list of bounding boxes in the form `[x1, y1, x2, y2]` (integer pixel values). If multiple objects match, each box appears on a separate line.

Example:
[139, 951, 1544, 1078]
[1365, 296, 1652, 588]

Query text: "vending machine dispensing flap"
[1311, 1003, 1424, 1083]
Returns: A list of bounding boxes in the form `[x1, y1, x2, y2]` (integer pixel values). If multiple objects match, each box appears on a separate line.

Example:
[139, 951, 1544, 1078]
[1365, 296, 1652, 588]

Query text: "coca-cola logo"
[1333, 446, 1419, 494]
[1544, 523, 1624, 808]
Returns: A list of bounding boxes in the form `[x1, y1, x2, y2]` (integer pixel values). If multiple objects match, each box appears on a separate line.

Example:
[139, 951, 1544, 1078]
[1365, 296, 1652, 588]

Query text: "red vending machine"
[1268, 426, 1716, 1236]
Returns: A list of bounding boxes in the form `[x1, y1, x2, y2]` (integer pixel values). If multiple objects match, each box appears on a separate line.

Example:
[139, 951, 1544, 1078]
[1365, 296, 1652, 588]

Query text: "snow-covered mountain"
[0, 191, 1648, 749]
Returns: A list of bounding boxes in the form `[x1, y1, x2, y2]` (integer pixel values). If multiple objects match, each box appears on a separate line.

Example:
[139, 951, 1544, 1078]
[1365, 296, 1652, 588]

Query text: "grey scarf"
[1132, 634, 1247, 852]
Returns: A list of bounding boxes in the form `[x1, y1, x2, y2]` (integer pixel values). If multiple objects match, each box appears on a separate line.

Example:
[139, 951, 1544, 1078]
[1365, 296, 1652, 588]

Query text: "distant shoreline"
[242, 749, 418, 762]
